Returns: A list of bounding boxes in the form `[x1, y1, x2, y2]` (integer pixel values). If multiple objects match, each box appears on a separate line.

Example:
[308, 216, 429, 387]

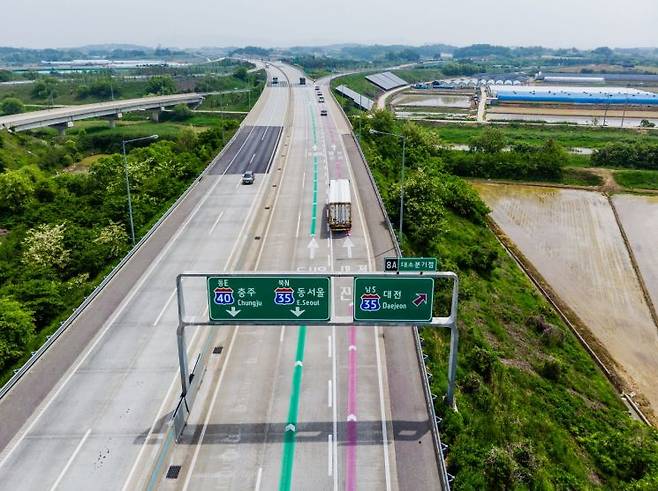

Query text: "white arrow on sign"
[307, 238, 319, 259]
[348, 345, 357, 352]
[295, 360, 303, 367]
[342, 237, 354, 258]
[226, 307, 241, 317]
[347, 414, 357, 422]
[285, 424, 296, 432]
[291, 307, 306, 317]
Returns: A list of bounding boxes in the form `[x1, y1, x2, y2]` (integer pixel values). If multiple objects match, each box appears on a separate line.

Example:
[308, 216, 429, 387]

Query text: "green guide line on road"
[279, 325, 307, 491]
[309, 106, 319, 237]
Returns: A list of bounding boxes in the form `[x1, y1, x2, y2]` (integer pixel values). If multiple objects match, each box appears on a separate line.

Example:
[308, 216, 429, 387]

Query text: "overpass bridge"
[0, 93, 204, 132]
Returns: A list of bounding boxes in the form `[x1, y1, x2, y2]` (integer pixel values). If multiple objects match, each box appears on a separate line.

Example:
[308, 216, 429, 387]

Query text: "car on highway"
[320, 109, 328, 116]
[241, 171, 255, 184]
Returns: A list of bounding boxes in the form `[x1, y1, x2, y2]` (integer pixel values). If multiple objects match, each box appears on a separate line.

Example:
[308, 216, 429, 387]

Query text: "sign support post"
[176, 275, 190, 396]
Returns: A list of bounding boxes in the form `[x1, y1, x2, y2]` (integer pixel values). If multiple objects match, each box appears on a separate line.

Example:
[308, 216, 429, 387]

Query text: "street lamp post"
[369, 128, 407, 239]
[121, 135, 159, 246]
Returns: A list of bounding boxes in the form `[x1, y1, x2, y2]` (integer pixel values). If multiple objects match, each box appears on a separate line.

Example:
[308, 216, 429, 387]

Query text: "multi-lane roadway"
[0, 62, 443, 490]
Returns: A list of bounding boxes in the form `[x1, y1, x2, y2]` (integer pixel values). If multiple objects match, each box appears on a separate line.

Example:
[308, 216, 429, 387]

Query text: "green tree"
[145, 76, 177, 96]
[31, 77, 59, 100]
[0, 169, 36, 212]
[172, 103, 192, 120]
[470, 127, 506, 153]
[233, 67, 248, 81]
[1, 97, 24, 115]
[395, 167, 445, 245]
[0, 298, 35, 371]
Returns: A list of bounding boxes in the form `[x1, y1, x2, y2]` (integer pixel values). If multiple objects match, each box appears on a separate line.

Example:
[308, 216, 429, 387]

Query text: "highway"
[0, 66, 287, 490]
[0, 93, 204, 132]
[156, 64, 442, 489]
[0, 62, 443, 490]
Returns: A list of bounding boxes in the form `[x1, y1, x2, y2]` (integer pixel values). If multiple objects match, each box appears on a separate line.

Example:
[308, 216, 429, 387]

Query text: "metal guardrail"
[0, 121, 244, 402]
[330, 89, 452, 489]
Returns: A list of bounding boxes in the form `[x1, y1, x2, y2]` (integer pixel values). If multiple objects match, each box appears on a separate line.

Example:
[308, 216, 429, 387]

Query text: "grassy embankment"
[614, 169, 658, 190]
[356, 110, 658, 489]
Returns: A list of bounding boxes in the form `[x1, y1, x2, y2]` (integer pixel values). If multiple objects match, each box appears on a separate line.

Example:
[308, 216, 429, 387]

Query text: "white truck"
[327, 179, 352, 231]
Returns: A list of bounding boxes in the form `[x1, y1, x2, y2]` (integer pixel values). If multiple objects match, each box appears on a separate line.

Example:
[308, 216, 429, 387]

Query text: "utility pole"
[121, 135, 159, 246]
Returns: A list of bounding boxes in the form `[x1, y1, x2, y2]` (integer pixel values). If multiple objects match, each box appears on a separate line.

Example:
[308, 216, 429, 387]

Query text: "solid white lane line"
[327, 335, 331, 358]
[374, 326, 392, 491]
[328, 379, 332, 407]
[49, 428, 91, 491]
[331, 326, 338, 489]
[328, 434, 333, 477]
[255, 467, 263, 491]
[208, 210, 225, 235]
[280, 325, 286, 343]
[295, 212, 301, 239]
[152, 289, 176, 326]
[182, 326, 240, 491]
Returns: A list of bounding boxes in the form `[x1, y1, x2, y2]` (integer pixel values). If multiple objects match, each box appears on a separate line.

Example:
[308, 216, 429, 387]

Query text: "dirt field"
[474, 183, 658, 414]
[613, 194, 658, 311]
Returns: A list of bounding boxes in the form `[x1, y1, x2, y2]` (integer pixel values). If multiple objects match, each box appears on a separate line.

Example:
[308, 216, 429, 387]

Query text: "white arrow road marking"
[226, 307, 241, 317]
[347, 414, 357, 422]
[291, 307, 306, 317]
[308, 238, 319, 259]
[342, 237, 354, 258]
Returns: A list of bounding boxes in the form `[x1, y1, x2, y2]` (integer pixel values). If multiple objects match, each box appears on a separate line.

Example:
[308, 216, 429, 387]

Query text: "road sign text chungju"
[207, 276, 331, 322]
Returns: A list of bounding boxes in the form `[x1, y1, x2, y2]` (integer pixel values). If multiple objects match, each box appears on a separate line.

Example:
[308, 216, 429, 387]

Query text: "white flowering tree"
[22, 222, 70, 272]
[94, 221, 129, 259]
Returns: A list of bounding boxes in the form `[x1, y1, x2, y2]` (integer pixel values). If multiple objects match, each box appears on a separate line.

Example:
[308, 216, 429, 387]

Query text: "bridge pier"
[53, 121, 74, 136]
[102, 112, 123, 128]
[149, 108, 164, 122]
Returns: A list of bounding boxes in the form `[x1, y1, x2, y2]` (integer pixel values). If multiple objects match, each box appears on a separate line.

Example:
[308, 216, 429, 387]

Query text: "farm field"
[612, 194, 658, 309]
[474, 182, 658, 417]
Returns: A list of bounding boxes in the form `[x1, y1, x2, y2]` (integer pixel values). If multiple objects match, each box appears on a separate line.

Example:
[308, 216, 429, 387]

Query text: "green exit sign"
[384, 257, 437, 272]
[353, 276, 434, 323]
[207, 276, 330, 323]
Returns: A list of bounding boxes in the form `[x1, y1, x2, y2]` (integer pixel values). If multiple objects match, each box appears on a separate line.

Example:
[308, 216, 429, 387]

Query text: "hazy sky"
[3, 0, 657, 49]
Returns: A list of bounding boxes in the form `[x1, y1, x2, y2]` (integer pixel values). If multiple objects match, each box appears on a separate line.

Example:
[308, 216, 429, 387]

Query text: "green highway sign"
[399, 257, 437, 272]
[384, 257, 437, 272]
[353, 276, 434, 322]
[207, 276, 330, 322]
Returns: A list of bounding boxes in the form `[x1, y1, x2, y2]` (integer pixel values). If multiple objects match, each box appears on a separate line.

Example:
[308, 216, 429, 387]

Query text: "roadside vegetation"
[0, 113, 240, 384]
[357, 109, 658, 489]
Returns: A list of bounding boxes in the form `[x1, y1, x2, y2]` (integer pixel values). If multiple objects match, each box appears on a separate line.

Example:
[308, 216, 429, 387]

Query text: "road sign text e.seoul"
[353, 276, 434, 322]
[207, 276, 330, 322]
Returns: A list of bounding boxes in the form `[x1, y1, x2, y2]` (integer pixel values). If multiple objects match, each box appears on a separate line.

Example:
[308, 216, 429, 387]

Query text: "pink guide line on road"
[346, 325, 358, 491]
